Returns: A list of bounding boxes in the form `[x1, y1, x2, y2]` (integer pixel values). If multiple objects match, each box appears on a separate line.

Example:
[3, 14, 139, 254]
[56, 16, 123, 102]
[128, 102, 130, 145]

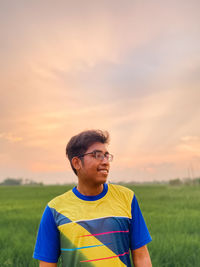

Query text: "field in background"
[0, 184, 199, 266]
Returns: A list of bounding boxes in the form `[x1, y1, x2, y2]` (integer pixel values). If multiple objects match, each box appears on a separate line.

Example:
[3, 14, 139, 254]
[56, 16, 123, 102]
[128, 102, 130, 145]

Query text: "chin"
[98, 176, 108, 184]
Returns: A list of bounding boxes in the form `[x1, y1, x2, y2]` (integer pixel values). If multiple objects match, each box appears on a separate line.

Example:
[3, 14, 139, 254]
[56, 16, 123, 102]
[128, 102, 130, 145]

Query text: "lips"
[97, 169, 109, 174]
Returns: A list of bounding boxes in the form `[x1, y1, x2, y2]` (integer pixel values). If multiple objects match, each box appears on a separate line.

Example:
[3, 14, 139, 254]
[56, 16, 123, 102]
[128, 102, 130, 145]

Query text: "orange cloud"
[0, 132, 23, 143]
[29, 161, 66, 173]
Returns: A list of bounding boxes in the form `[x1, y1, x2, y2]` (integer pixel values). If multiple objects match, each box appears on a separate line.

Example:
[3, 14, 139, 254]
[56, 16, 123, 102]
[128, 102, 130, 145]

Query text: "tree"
[0, 178, 23, 186]
[169, 178, 182, 186]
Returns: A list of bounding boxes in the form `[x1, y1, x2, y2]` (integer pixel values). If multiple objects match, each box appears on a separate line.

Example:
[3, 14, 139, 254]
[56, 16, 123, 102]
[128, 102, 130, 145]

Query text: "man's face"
[78, 142, 110, 186]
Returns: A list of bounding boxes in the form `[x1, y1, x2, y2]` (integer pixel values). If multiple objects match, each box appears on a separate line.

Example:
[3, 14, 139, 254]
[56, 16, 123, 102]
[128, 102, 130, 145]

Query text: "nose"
[102, 156, 110, 165]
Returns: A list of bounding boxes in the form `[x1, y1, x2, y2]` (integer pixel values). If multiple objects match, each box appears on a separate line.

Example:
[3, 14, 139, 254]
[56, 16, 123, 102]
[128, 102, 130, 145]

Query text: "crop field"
[0, 184, 199, 267]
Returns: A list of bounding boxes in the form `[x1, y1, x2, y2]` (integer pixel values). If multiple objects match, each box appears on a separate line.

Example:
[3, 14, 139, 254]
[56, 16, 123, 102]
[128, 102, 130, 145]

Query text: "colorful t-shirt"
[33, 183, 152, 266]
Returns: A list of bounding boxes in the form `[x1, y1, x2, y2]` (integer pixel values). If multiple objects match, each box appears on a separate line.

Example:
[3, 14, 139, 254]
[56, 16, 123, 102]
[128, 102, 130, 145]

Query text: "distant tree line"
[169, 177, 200, 186]
[0, 178, 43, 186]
[1, 177, 200, 186]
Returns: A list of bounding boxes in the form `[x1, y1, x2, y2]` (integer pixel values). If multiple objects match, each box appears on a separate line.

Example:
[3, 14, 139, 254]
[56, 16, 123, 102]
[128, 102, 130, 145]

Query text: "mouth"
[97, 169, 109, 175]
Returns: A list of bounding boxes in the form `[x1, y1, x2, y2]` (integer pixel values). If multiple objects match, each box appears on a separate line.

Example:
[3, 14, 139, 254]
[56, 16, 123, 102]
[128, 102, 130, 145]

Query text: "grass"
[0, 184, 199, 266]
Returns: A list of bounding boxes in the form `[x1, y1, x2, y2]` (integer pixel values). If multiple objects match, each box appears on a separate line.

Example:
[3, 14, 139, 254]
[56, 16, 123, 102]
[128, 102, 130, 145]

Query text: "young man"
[33, 130, 152, 267]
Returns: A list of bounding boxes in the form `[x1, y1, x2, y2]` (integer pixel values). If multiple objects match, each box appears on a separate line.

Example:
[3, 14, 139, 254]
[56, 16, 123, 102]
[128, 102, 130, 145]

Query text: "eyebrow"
[93, 149, 109, 154]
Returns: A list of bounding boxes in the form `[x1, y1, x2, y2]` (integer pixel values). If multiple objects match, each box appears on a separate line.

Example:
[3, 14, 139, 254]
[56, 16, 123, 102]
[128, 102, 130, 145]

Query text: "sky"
[0, 0, 200, 184]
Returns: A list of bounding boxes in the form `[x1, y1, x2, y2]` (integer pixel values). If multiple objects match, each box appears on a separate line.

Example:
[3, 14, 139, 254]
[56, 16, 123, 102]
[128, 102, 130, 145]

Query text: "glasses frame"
[79, 150, 113, 162]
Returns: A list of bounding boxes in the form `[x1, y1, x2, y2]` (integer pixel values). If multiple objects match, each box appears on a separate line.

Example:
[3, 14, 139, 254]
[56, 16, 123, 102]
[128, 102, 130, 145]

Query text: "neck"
[77, 181, 104, 196]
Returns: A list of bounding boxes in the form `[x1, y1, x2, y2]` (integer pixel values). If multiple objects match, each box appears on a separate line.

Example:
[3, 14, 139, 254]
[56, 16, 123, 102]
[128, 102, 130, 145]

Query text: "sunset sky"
[0, 0, 200, 184]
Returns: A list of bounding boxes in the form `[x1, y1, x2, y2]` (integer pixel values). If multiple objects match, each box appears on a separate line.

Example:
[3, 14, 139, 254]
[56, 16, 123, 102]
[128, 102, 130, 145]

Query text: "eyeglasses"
[79, 150, 113, 162]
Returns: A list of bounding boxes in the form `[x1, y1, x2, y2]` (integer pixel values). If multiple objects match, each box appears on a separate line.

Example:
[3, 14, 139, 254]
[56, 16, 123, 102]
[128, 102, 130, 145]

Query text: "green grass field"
[0, 184, 199, 266]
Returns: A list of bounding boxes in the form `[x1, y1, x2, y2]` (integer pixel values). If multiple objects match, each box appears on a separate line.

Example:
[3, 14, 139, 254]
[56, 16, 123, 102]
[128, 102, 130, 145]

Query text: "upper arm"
[39, 261, 57, 267]
[131, 245, 152, 267]
[130, 195, 152, 250]
[33, 206, 60, 263]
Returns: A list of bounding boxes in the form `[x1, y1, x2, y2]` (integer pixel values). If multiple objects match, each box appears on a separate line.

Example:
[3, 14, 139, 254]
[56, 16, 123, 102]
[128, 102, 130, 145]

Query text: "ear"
[71, 157, 82, 172]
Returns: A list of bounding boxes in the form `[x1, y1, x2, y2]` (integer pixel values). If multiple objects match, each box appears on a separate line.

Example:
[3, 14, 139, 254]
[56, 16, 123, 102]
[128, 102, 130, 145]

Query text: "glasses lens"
[92, 151, 113, 162]
[95, 151, 104, 160]
[107, 154, 113, 162]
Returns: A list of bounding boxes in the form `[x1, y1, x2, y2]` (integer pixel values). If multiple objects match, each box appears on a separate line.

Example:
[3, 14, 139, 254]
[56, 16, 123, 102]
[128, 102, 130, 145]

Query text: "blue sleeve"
[130, 195, 152, 250]
[33, 205, 60, 263]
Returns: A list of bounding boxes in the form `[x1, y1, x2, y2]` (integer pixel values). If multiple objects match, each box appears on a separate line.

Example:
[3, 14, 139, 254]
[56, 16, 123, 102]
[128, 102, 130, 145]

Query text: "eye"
[105, 152, 109, 158]
[95, 151, 103, 159]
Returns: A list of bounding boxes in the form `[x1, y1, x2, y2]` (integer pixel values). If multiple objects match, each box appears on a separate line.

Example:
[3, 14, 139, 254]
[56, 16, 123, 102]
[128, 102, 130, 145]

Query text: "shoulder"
[108, 183, 134, 203]
[48, 188, 75, 209]
[108, 183, 134, 195]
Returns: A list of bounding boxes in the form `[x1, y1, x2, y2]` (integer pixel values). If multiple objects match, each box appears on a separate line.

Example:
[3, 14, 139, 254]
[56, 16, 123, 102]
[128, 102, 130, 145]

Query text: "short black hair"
[66, 130, 110, 175]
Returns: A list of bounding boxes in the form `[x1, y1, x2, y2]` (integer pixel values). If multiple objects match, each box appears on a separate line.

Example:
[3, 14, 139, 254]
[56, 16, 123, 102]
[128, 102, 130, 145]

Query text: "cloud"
[177, 135, 200, 156]
[0, 132, 23, 143]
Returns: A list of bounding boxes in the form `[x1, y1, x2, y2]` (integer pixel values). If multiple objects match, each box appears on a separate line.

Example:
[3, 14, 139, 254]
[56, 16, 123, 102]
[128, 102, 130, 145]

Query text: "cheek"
[83, 161, 97, 172]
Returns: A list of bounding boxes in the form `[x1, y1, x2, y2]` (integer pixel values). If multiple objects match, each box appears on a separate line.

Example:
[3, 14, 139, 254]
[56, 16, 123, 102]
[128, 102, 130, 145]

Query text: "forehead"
[86, 142, 108, 153]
